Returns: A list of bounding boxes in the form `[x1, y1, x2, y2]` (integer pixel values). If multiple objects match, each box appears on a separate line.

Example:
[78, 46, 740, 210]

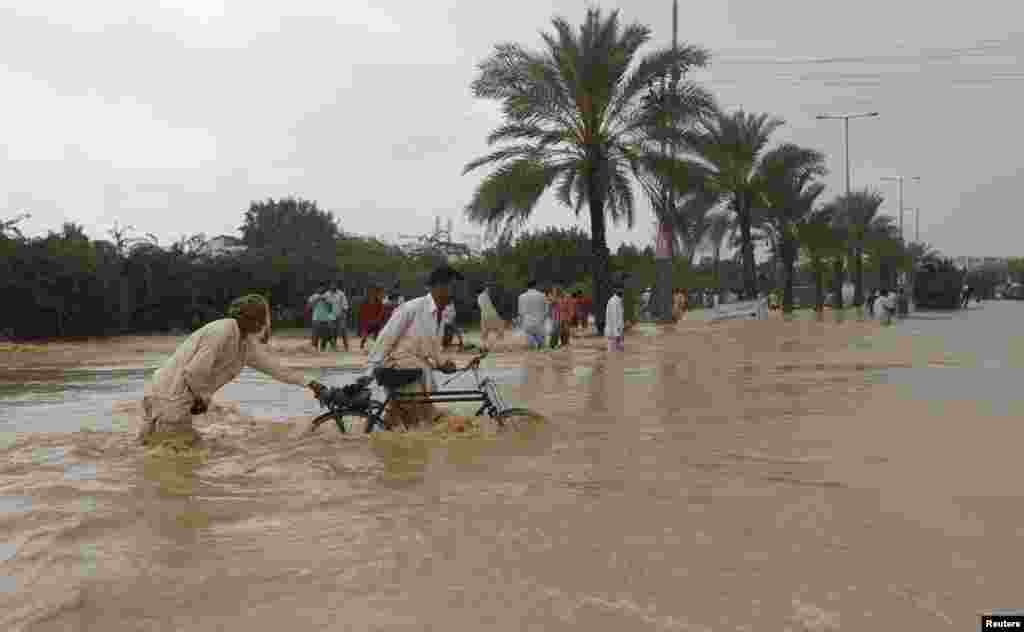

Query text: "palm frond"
[464, 159, 566, 238]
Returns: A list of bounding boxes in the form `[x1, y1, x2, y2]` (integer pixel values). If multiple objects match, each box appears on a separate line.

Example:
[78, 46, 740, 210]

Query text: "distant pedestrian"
[546, 287, 562, 349]
[605, 284, 625, 352]
[323, 281, 350, 351]
[878, 289, 894, 325]
[307, 283, 329, 350]
[310, 286, 337, 351]
[576, 291, 592, 334]
[518, 280, 547, 350]
[477, 285, 506, 352]
[359, 285, 386, 350]
[557, 288, 575, 347]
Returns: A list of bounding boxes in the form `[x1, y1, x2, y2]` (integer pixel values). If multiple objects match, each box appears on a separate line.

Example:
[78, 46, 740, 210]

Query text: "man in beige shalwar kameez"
[138, 294, 325, 444]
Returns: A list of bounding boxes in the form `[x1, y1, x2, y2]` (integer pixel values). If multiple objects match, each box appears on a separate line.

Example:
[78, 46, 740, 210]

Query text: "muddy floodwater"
[2, 303, 1023, 630]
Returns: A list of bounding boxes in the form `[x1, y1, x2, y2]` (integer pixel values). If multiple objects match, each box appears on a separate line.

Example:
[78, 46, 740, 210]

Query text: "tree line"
[0, 200, 716, 340]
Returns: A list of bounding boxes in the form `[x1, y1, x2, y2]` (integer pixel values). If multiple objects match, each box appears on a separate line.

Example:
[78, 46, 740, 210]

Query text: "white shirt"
[323, 289, 348, 314]
[517, 289, 547, 331]
[605, 294, 624, 338]
[477, 290, 500, 321]
[365, 294, 446, 388]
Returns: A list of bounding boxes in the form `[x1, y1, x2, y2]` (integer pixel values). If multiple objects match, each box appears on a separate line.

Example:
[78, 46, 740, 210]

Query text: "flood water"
[1, 302, 1022, 630]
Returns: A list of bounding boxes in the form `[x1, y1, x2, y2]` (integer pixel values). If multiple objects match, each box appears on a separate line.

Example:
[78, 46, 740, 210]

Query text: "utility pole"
[815, 111, 879, 306]
[880, 176, 921, 243]
[815, 112, 880, 199]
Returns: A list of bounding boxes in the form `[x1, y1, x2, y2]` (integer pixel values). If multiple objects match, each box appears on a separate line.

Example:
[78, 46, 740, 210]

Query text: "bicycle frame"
[383, 365, 506, 417]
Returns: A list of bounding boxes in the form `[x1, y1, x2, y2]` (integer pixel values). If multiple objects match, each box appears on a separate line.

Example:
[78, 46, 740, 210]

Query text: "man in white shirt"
[605, 284, 625, 352]
[477, 285, 506, 351]
[517, 279, 548, 350]
[363, 266, 461, 427]
[323, 281, 350, 352]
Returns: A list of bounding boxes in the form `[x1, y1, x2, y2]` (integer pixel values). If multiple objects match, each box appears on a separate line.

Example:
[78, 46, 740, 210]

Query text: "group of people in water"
[138, 266, 465, 445]
[137, 267, 656, 445]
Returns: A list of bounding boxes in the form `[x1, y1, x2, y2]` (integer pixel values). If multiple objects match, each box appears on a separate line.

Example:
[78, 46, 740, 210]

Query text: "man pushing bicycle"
[352, 265, 464, 428]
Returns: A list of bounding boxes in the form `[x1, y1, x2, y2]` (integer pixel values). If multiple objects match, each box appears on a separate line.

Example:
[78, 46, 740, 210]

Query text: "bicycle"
[309, 352, 541, 435]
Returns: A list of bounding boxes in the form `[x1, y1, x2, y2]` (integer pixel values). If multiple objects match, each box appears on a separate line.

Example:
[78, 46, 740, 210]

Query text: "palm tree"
[686, 109, 785, 299]
[835, 189, 885, 306]
[818, 198, 853, 309]
[797, 205, 842, 312]
[703, 210, 734, 288]
[758, 144, 829, 312]
[463, 8, 712, 334]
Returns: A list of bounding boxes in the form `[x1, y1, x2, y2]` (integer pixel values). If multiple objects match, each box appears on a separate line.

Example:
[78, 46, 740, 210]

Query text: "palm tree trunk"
[831, 256, 845, 309]
[853, 247, 864, 306]
[782, 239, 796, 313]
[589, 197, 610, 336]
[813, 259, 826, 312]
[738, 198, 757, 299]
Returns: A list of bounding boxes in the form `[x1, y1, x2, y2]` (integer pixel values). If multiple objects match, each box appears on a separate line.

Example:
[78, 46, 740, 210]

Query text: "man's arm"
[246, 343, 311, 387]
[364, 303, 412, 376]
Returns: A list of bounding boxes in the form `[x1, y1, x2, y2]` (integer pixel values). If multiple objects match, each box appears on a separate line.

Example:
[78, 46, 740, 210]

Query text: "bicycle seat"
[324, 384, 371, 409]
[373, 368, 422, 389]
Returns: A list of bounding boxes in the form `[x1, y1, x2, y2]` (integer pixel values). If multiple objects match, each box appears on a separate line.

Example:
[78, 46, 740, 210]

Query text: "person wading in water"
[137, 294, 325, 445]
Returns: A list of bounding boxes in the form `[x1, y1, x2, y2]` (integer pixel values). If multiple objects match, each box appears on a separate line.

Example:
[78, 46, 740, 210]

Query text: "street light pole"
[815, 112, 879, 198]
[815, 111, 879, 307]
[880, 176, 921, 243]
[915, 207, 920, 242]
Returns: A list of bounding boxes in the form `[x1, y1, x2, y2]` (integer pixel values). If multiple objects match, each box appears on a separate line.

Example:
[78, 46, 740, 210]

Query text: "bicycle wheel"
[488, 407, 544, 431]
[309, 404, 386, 435]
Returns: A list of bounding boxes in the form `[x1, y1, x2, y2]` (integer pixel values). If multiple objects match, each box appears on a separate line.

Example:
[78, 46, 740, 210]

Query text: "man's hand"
[439, 360, 457, 374]
[308, 380, 327, 399]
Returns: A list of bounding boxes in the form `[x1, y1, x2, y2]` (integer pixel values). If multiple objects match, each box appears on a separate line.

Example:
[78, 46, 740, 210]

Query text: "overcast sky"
[2, 0, 1021, 257]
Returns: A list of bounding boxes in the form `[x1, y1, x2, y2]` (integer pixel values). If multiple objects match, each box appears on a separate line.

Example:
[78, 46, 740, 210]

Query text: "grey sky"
[1, 0, 1021, 257]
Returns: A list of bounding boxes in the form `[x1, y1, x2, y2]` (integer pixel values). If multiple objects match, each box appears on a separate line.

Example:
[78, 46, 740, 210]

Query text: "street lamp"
[816, 111, 879, 307]
[815, 112, 880, 197]
[880, 175, 922, 242]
